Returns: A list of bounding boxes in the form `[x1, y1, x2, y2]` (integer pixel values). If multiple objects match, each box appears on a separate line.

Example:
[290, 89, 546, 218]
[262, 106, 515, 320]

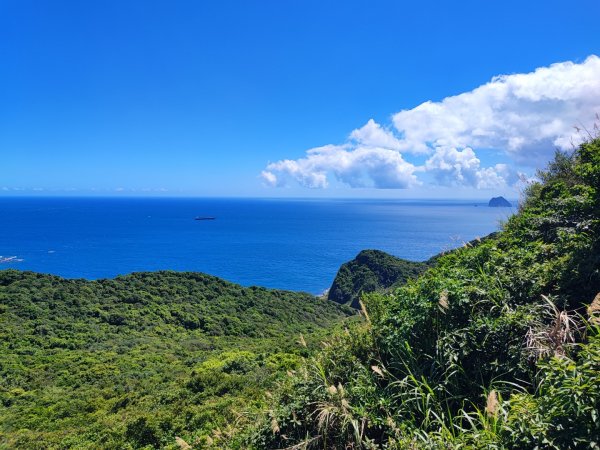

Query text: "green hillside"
[0, 271, 352, 449]
[328, 250, 430, 309]
[244, 137, 600, 448]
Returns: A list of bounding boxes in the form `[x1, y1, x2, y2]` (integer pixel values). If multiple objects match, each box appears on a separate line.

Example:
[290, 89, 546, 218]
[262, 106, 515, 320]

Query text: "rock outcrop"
[328, 250, 429, 308]
[488, 196, 512, 207]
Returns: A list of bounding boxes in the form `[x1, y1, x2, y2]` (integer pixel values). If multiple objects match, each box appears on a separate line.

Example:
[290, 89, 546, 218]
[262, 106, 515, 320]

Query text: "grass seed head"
[371, 365, 384, 378]
[271, 416, 280, 435]
[439, 290, 449, 311]
[175, 436, 192, 450]
[485, 390, 499, 417]
[297, 334, 307, 347]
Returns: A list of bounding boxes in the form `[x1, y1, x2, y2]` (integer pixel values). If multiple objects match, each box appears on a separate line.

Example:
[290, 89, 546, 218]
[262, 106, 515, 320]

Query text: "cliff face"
[488, 196, 512, 207]
[328, 250, 429, 308]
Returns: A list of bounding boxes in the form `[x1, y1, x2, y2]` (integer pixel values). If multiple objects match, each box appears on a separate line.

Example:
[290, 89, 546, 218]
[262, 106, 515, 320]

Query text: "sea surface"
[0, 197, 515, 294]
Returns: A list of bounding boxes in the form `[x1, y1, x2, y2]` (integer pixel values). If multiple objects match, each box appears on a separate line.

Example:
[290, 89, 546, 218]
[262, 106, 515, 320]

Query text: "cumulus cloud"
[262, 144, 419, 189]
[392, 55, 600, 164]
[424, 147, 521, 189]
[262, 55, 600, 189]
[349, 119, 403, 150]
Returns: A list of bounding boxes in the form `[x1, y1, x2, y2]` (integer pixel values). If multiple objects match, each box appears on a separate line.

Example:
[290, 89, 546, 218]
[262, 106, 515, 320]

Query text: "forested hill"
[328, 250, 430, 308]
[0, 270, 352, 448]
[0, 270, 348, 338]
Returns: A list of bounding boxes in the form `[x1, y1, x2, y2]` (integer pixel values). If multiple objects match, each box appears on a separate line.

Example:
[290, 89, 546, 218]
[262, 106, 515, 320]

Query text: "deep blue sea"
[0, 197, 515, 294]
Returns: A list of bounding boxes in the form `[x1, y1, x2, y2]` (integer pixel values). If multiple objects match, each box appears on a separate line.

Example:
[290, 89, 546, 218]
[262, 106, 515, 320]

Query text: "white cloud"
[349, 119, 403, 150]
[424, 147, 521, 189]
[262, 55, 600, 189]
[262, 144, 419, 189]
[392, 55, 600, 165]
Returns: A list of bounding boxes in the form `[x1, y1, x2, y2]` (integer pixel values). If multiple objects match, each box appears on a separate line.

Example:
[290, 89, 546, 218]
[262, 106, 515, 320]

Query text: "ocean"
[0, 197, 515, 294]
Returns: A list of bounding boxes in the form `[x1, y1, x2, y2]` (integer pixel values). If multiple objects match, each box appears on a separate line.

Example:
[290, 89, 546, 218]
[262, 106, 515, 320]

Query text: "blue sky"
[1, 0, 599, 198]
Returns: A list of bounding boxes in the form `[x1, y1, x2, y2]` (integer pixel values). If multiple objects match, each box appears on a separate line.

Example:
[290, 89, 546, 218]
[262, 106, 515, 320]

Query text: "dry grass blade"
[316, 403, 337, 431]
[281, 435, 320, 450]
[359, 298, 371, 325]
[526, 294, 579, 359]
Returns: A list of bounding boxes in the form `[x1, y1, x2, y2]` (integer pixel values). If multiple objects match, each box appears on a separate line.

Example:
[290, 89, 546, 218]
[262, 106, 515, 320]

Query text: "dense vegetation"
[328, 250, 429, 309]
[244, 136, 600, 448]
[2, 136, 599, 449]
[0, 271, 352, 448]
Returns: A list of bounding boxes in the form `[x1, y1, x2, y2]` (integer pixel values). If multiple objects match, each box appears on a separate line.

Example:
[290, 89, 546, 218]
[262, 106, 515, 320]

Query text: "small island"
[488, 196, 512, 207]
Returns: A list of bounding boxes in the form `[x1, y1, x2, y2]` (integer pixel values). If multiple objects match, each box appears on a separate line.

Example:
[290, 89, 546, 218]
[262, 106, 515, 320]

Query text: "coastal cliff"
[328, 250, 429, 308]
